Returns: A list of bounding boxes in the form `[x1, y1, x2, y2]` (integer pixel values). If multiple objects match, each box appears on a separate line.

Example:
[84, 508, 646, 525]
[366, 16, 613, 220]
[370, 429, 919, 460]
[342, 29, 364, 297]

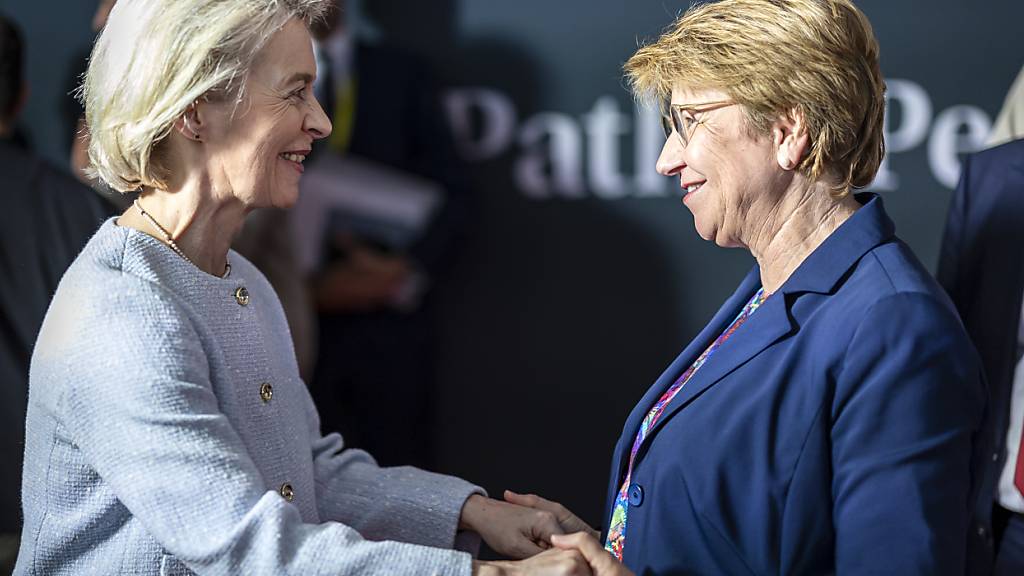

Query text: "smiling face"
[656, 85, 788, 249]
[198, 18, 331, 210]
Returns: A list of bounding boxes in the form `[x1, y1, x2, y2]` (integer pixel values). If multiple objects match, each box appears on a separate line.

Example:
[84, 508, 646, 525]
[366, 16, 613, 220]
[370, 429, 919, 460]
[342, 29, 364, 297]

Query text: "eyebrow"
[280, 72, 314, 88]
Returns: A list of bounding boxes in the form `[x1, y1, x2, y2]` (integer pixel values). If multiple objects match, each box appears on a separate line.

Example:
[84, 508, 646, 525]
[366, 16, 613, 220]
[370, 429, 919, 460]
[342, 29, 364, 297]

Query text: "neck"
[117, 179, 247, 277]
[746, 183, 861, 294]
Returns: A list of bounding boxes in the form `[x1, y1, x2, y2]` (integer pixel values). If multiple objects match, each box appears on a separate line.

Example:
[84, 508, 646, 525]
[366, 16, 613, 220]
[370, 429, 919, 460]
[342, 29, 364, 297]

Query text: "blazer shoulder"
[43, 260, 189, 346]
[820, 240, 961, 335]
[954, 138, 1024, 228]
[1, 142, 107, 214]
[970, 137, 1024, 170]
[40, 229, 194, 352]
[858, 240, 949, 300]
[958, 138, 1024, 196]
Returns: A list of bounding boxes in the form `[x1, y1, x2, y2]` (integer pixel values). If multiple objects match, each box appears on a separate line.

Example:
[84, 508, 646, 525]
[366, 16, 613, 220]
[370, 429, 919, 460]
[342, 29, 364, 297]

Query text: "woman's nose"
[655, 136, 686, 176]
[306, 95, 333, 140]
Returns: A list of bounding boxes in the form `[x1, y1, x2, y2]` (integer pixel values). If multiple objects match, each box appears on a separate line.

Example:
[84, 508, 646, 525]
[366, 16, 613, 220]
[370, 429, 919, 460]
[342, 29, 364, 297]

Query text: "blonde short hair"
[83, 0, 331, 192]
[625, 0, 885, 195]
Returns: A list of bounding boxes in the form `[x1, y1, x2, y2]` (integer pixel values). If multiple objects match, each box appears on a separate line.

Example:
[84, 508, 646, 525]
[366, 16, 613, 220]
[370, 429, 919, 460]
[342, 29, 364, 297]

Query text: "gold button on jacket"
[259, 383, 273, 403]
[234, 286, 250, 306]
[279, 483, 294, 502]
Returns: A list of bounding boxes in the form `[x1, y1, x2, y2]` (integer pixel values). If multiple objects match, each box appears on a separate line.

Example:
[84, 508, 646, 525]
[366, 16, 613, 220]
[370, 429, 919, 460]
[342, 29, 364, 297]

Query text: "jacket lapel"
[624, 193, 895, 467]
[632, 285, 795, 462]
[608, 267, 763, 486]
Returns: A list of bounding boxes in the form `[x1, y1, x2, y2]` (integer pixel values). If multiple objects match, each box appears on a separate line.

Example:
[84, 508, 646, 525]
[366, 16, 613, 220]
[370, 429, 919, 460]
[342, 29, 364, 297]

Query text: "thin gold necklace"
[134, 199, 231, 278]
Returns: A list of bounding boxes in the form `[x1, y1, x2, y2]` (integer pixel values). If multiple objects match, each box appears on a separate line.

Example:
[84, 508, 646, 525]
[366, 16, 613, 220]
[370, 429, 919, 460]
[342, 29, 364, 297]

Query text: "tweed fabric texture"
[16, 219, 481, 575]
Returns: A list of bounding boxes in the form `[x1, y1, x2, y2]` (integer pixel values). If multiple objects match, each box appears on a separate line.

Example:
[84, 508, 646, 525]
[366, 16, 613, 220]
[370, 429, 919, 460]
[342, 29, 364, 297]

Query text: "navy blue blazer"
[604, 194, 987, 575]
[937, 138, 1024, 575]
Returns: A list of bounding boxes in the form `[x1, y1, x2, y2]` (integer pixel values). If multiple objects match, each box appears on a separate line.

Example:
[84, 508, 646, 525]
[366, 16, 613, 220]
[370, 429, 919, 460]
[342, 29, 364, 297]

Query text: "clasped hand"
[461, 491, 633, 576]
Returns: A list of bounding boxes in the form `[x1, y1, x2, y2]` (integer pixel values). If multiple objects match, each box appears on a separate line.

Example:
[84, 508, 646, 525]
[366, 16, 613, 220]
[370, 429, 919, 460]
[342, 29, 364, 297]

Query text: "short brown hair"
[625, 0, 886, 196]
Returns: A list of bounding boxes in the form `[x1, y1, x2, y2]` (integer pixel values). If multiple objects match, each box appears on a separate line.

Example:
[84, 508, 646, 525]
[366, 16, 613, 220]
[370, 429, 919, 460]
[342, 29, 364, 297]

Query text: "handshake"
[462, 490, 634, 576]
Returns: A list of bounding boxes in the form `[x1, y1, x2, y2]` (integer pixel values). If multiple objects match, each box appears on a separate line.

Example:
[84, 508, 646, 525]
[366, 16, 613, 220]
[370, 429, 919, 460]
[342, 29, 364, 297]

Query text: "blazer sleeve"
[830, 292, 986, 576]
[50, 275, 472, 576]
[299, 386, 485, 552]
[937, 153, 971, 305]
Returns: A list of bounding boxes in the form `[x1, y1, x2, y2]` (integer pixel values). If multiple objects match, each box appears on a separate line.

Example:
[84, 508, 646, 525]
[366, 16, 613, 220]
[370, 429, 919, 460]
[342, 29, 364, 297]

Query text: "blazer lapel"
[633, 286, 795, 462]
[608, 267, 763, 486]
[626, 193, 895, 467]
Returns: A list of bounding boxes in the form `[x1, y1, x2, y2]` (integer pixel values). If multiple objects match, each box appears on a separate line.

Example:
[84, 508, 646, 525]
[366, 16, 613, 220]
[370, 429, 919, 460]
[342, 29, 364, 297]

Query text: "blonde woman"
[16, 1, 592, 575]
[533, 1, 987, 574]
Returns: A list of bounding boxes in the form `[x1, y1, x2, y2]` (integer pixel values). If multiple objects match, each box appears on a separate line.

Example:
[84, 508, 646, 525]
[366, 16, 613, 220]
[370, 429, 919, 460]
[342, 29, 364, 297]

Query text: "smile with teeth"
[684, 182, 705, 195]
[280, 153, 306, 163]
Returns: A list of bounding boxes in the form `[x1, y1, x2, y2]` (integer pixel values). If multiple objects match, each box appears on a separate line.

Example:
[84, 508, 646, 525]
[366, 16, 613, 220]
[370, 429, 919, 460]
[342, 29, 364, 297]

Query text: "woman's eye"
[289, 88, 306, 100]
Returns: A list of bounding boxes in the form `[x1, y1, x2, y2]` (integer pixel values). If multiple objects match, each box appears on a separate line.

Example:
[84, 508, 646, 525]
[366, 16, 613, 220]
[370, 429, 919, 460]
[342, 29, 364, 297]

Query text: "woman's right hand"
[473, 548, 592, 576]
[503, 490, 599, 541]
[550, 533, 634, 576]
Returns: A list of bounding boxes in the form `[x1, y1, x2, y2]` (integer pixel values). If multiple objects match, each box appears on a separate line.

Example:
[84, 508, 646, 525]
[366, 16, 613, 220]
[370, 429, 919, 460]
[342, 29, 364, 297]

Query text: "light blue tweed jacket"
[16, 219, 482, 575]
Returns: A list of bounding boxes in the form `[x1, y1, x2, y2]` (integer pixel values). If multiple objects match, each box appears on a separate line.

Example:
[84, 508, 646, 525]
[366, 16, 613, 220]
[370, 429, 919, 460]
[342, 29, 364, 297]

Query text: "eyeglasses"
[661, 100, 736, 147]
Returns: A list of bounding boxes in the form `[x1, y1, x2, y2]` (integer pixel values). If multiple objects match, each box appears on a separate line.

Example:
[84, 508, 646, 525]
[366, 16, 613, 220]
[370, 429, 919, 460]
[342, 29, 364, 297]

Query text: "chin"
[696, 224, 737, 248]
[692, 217, 716, 243]
[269, 186, 301, 209]
[707, 226, 745, 249]
[271, 197, 299, 210]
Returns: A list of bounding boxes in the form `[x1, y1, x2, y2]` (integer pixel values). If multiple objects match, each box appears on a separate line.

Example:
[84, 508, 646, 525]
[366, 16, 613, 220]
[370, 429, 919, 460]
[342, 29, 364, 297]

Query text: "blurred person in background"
[939, 65, 1024, 574]
[16, 1, 592, 574]
[940, 136, 1024, 576]
[66, 0, 121, 212]
[988, 64, 1024, 147]
[0, 13, 107, 573]
[302, 0, 471, 468]
[529, 0, 988, 574]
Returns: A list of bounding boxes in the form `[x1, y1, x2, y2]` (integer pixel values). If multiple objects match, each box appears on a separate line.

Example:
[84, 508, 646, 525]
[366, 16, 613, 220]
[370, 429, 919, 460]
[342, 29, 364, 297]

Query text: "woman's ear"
[773, 108, 810, 171]
[173, 101, 204, 143]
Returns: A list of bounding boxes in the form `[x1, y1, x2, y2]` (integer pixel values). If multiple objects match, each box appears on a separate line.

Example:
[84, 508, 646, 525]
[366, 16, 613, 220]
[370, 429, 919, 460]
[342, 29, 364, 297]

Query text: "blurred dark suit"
[0, 138, 107, 533]
[310, 41, 469, 469]
[939, 138, 1024, 575]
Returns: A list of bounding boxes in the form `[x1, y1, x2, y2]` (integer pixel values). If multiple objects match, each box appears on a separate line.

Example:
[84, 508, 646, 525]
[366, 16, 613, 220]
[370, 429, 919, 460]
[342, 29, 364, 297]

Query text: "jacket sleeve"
[300, 385, 485, 552]
[831, 292, 986, 576]
[50, 275, 472, 576]
[936, 153, 970, 305]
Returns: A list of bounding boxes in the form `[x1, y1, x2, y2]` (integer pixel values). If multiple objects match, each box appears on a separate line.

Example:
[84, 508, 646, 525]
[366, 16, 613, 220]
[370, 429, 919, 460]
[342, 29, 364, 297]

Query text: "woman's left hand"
[459, 494, 565, 558]
[503, 490, 600, 542]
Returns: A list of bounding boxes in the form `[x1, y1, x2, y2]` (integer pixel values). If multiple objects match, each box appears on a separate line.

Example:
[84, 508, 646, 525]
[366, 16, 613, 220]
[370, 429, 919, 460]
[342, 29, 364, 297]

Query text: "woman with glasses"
[528, 1, 988, 575]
